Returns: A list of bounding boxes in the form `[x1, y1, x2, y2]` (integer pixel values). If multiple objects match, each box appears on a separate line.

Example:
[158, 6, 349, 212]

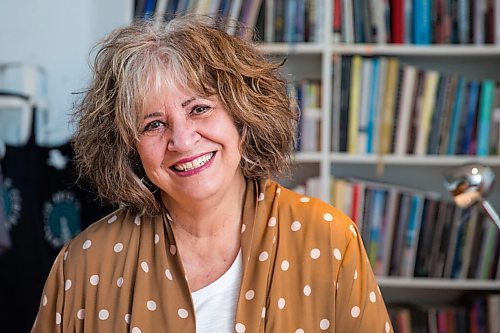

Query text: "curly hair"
[72, 15, 298, 216]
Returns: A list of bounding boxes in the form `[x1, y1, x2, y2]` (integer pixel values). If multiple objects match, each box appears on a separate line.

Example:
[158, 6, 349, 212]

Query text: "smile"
[171, 152, 215, 172]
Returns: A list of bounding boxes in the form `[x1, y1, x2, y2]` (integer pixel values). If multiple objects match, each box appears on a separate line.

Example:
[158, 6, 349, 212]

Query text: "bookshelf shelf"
[328, 154, 500, 166]
[258, 42, 325, 55]
[328, 44, 500, 57]
[378, 277, 500, 290]
[293, 151, 323, 163]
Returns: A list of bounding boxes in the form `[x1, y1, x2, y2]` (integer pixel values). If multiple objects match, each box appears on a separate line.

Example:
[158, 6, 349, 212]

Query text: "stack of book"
[389, 294, 500, 333]
[332, 0, 500, 44]
[134, 0, 265, 39]
[291, 79, 322, 152]
[331, 55, 500, 156]
[331, 177, 500, 280]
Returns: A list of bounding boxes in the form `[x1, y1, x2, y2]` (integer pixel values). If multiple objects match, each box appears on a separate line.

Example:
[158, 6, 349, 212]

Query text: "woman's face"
[136, 80, 243, 205]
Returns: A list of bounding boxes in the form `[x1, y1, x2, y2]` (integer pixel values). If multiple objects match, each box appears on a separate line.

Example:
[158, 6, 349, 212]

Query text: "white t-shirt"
[191, 250, 242, 333]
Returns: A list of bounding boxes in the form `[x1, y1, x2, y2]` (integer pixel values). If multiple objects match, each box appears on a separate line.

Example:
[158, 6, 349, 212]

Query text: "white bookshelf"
[256, 0, 500, 306]
[129, 0, 500, 309]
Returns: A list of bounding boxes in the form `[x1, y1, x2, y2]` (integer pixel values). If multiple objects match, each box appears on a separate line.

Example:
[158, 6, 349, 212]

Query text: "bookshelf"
[131, 0, 500, 329]
[258, 1, 500, 326]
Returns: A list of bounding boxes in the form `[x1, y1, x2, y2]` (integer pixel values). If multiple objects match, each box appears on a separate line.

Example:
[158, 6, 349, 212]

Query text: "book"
[339, 56, 352, 152]
[372, 57, 388, 154]
[153, 0, 169, 25]
[413, 0, 432, 44]
[414, 198, 439, 277]
[473, 0, 487, 44]
[331, 55, 342, 152]
[239, 0, 264, 39]
[390, 193, 411, 276]
[332, 0, 342, 42]
[264, 0, 275, 42]
[457, 0, 471, 43]
[476, 80, 494, 156]
[378, 57, 400, 155]
[400, 193, 424, 277]
[379, 187, 400, 276]
[446, 77, 466, 155]
[226, 0, 244, 35]
[414, 70, 439, 155]
[437, 75, 458, 155]
[366, 57, 380, 153]
[460, 80, 480, 154]
[390, 0, 405, 43]
[394, 64, 417, 155]
[347, 55, 362, 153]
[342, 0, 354, 43]
[368, 188, 386, 268]
[357, 58, 373, 153]
[427, 74, 450, 155]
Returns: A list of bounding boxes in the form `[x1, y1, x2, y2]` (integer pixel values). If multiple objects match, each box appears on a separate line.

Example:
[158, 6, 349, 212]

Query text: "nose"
[167, 119, 200, 152]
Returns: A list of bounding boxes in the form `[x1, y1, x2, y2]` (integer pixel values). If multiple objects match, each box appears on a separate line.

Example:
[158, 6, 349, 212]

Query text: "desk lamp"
[444, 163, 500, 230]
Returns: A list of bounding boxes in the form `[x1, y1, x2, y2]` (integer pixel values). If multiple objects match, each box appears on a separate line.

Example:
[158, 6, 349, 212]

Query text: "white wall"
[0, 0, 131, 145]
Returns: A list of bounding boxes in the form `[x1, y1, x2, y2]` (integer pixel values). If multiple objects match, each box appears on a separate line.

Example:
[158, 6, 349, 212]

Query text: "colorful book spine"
[366, 57, 380, 153]
[413, 0, 431, 44]
[447, 77, 466, 155]
[476, 80, 494, 156]
[348, 55, 362, 153]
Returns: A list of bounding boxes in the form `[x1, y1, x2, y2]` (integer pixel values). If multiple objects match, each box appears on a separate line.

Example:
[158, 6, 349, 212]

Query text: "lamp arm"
[480, 199, 500, 230]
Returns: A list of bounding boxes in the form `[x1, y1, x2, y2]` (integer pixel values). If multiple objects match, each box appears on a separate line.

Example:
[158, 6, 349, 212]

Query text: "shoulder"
[273, 182, 359, 245]
[62, 208, 142, 267]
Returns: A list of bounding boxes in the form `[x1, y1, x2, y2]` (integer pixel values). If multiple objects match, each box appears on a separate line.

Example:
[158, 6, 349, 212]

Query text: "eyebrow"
[143, 111, 164, 120]
[142, 97, 199, 120]
[181, 97, 196, 107]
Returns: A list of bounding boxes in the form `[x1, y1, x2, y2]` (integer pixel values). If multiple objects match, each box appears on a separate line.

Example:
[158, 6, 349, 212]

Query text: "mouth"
[170, 152, 216, 172]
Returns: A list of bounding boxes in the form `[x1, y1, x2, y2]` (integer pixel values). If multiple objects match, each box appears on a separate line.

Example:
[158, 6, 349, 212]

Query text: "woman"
[32, 16, 392, 333]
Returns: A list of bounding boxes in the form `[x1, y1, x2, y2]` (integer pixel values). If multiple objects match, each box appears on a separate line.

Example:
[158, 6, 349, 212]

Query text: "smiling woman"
[31, 15, 393, 333]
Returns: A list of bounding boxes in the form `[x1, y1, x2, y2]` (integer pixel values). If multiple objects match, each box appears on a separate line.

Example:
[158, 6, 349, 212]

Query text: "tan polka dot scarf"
[32, 179, 393, 332]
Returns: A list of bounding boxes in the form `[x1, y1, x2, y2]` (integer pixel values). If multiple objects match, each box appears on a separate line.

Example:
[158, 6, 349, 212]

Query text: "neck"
[161, 174, 247, 238]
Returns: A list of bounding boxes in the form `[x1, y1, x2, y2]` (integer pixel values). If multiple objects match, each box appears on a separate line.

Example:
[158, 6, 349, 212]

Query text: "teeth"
[173, 152, 214, 171]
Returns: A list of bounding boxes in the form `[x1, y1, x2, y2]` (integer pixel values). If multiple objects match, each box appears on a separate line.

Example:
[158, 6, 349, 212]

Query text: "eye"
[142, 120, 165, 133]
[190, 105, 211, 115]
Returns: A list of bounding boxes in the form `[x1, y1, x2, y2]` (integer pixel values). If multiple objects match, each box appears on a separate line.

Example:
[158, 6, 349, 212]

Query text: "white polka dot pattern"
[291, 221, 301, 231]
[310, 248, 320, 259]
[277, 297, 285, 309]
[32, 181, 392, 332]
[303, 285, 311, 296]
[90, 275, 99, 286]
[113, 243, 123, 253]
[320, 319, 330, 330]
[245, 290, 255, 300]
[77, 309, 85, 320]
[141, 261, 149, 273]
[99, 309, 109, 320]
[351, 306, 361, 318]
[147, 300, 157, 311]
[177, 308, 188, 319]
[82, 240, 91, 250]
[64, 280, 72, 291]
[235, 323, 246, 332]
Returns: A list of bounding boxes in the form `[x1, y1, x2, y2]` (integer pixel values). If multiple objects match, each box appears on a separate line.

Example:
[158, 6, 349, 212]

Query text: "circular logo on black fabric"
[2, 177, 22, 230]
[43, 191, 81, 248]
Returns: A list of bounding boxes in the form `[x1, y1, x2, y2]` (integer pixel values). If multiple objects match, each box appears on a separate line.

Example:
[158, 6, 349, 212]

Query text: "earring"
[141, 176, 159, 194]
